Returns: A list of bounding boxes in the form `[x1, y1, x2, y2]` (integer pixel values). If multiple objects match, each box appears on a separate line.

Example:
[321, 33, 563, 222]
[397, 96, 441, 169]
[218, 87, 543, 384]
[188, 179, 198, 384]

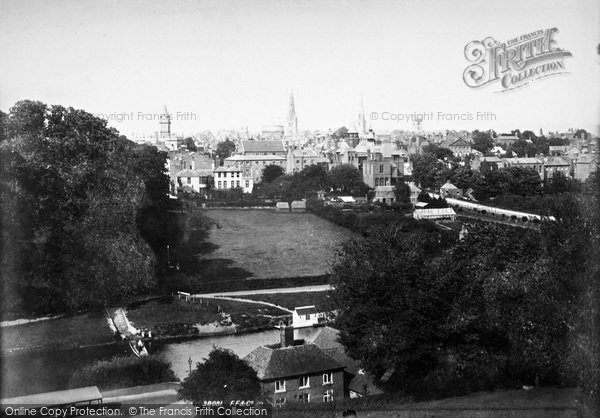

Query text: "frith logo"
[463, 28, 573, 92]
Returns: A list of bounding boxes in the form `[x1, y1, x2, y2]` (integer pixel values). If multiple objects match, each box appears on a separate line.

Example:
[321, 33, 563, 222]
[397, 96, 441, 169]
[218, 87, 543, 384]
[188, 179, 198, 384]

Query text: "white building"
[292, 306, 324, 328]
[213, 165, 254, 193]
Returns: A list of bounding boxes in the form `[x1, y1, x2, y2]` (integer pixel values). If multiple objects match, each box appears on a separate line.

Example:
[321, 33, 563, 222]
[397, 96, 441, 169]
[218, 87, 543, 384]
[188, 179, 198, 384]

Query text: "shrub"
[69, 354, 177, 390]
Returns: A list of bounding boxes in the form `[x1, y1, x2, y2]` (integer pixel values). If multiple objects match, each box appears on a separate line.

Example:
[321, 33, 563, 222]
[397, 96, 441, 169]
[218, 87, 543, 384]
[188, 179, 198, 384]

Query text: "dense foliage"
[0, 100, 174, 314]
[69, 355, 177, 390]
[179, 347, 261, 403]
[329, 175, 599, 409]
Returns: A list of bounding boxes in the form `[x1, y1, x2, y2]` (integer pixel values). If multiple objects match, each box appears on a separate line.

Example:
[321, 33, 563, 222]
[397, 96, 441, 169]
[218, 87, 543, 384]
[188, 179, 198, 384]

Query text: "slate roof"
[449, 138, 471, 147]
[440, 182, 458, 190]
[543, 156, 570, 166]
[244, 344, 344, 380]
[295, 306, 317, 316]
[242, 140, 285, 154]
[175, 169, 214, 177]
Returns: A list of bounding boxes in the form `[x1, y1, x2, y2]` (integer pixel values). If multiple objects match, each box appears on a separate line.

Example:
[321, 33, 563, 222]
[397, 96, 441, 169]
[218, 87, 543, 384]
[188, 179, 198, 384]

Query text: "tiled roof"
[242, 140, 285, 154]
[543, 156, 570, 166]
[449, 138, 471, 147]
[226, 154, 286, 161]
[244, 344, 343, 380]
[503, 157, 542, 164]
[175, 169, 213, 177]
[214, 166, 242, 172]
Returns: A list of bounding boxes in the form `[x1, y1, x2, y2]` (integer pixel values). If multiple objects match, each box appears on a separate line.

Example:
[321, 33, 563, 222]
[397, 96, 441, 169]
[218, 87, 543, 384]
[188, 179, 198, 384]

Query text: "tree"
[1, 100, 163, 313]
[183, 137, 197, 151]
[411, 154, 445, 190]
[423, 144, 453, 161]
[261, 164, 285, 183]
[332, 126, 349, 139]
[329, 164, 368, 195]
[179, 347, 261, 404]
[215, 139, 236, 163]
[472, 130, 493, 153]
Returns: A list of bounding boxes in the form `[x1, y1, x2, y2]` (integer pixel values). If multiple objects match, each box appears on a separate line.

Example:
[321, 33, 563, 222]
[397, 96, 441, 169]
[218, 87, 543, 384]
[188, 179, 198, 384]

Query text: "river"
[1, 327, 321, 398]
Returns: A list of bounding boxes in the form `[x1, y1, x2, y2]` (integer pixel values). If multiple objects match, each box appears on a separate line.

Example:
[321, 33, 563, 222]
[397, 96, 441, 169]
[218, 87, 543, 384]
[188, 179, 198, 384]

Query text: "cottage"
[292, 306, 324, 328]
[373, 186, 396, 205]
[244, 327, 345, 407]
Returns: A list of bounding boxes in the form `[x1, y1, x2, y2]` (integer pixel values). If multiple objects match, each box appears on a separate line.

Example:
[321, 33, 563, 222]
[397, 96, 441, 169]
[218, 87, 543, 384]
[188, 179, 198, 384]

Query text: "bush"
[69, 355, 177, 390]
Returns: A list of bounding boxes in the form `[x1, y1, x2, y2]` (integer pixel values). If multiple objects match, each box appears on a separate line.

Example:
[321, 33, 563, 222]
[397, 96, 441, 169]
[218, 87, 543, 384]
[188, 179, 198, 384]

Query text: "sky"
[1, 0, 599, 137]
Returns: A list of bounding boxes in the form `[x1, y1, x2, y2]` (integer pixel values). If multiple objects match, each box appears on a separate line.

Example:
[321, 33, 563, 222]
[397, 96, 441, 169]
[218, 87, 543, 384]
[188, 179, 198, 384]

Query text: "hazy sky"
[1, 0, 599, 137]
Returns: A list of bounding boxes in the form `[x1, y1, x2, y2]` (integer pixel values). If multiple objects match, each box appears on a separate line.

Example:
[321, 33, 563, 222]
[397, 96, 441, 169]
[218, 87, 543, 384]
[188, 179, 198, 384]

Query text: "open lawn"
[168, 210, 355, 293]
[126, 297, 289, 336]
[1, 312, 114, 352]
[230, 291, 330, 311]
[198, 210, 354, 279]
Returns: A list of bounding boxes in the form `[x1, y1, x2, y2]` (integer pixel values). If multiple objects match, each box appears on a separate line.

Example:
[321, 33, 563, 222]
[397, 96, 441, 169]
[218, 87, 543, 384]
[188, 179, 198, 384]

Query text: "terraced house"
[244, 326, 345, 407]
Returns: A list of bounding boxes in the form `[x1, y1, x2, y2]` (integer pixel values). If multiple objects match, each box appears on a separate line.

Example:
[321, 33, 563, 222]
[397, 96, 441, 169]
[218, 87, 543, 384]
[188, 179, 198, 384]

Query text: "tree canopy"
[0, 100, 174, 313]
[328, 178, 599, 406]
[261, 164, 285, 183]
[215, 139, 236, 163]
[179, 347, 261, 404]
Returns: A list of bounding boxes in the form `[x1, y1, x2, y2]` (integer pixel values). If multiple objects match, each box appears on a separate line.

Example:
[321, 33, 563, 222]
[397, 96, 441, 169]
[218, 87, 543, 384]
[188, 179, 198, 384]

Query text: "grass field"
[197, 210, 355, 279]
[230, 291, 330, 311]
[1, 312, 114, 352]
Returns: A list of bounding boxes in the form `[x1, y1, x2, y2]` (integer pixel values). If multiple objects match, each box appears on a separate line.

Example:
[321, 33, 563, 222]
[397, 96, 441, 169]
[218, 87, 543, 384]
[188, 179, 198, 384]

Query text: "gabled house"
[244, 327, 345, 407]
[448, 138, 472, 157]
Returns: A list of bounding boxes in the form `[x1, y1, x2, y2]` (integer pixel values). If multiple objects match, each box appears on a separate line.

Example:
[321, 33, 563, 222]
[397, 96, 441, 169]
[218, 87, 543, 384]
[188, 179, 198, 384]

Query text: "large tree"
[0, 100, 166, 313]
[179, 347, 261, 404]
[329, 164, 369, 195]
[215, 139, 236, 163]
[261, 164, 285, 183]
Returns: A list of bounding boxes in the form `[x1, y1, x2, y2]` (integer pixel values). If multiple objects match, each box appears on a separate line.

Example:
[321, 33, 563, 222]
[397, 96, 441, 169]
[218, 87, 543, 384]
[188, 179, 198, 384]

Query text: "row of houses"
[471, 154, 598, 181]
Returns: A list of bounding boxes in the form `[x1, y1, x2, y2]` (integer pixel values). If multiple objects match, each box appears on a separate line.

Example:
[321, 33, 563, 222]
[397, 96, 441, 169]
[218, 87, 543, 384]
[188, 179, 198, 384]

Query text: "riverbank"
[1, 296, 290, 354]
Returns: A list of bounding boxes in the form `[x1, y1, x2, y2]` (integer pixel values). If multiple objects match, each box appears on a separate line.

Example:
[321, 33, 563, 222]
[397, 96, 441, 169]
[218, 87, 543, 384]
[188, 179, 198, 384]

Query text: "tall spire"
[358, 94, 367, 136]
[285, 90, 298, 140]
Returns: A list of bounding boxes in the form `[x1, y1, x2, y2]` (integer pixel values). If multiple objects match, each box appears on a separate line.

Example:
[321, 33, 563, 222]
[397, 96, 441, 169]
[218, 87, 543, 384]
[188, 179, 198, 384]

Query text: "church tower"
[285, 91, 298, 140]
[159, 105, 172, 139]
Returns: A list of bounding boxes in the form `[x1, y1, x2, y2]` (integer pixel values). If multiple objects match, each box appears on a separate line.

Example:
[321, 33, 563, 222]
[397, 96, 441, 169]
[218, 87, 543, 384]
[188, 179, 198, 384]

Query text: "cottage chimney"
[279, 321, 294, 348]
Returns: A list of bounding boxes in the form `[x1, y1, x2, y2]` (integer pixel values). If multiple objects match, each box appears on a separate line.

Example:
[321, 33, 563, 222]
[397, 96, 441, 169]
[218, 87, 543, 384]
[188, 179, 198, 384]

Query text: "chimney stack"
[279, 321, 294, 348]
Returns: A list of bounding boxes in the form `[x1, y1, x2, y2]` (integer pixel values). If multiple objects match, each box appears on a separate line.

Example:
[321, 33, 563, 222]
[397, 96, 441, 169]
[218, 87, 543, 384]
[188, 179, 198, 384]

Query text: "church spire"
[286, 90, 298, 140]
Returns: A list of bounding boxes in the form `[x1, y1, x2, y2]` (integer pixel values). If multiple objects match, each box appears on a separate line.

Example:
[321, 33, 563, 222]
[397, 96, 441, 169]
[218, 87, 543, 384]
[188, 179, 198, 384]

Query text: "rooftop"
[244, 343, 344, 380]
[242, 140, 285, 154]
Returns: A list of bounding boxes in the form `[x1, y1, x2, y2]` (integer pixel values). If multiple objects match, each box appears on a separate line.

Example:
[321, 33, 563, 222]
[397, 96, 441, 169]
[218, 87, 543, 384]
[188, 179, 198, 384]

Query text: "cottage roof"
[244, 344, 343, 380]
[440, 182, 458, 190]
[241, 140, 285, 154]
[295, 306, 317, 316]
[503, 157, 542, 164]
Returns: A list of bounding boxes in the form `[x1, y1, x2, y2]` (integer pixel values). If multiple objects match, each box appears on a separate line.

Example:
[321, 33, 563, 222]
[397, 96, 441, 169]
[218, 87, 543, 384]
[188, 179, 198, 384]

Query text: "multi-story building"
[213, 165, 254, 193]
[543, 156, 571, 180]
[502, 157, 544, 179]
[361, 150, 403, 189]
[244, 327, 345, 407]
[286, 148, 329, 173]
[448, 138, 472, 157]
[471, 156, 504, 172]
[224, 140, 287, 182]
[573, 154, 598, 181]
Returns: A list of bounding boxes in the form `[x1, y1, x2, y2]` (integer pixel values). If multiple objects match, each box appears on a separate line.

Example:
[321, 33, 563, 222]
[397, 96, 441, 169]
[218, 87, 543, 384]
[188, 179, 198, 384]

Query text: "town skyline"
[1, 0, 599, 137]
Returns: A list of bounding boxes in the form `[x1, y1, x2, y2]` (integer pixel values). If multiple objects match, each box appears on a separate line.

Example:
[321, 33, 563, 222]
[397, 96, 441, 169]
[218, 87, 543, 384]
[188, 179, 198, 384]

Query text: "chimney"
[279, 321, 294, 348]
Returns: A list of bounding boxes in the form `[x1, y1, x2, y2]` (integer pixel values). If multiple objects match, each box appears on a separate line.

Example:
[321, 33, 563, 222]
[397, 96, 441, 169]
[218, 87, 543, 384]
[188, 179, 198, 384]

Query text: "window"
[236, 181, 240, 188]
[298, 393, 310, 403]
[323, 372, 333, 385]
[223, 181, 228, 188]
[379, 164, 384, 173]
[187, 177, 191, 184]
[305, 314, 311, 320]
[245, 180, 249, 188]
[275, 398, 285, 408]
[217, 181, 221, 188]
[299, 376, 309, 388]
[275, 380, 286, 393]
[323, 389, 334, 402]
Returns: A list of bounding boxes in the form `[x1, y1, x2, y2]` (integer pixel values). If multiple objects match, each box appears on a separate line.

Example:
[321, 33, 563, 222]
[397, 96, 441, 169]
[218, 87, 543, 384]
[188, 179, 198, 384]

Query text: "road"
[190, 284, 331, 298]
